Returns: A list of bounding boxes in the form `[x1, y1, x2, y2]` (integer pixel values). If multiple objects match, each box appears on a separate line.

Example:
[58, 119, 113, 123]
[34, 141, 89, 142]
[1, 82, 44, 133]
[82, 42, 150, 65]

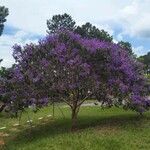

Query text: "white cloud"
[2, 0, 150, 39]
[133, 46, 149, 56]
[0, 0, 125, 68]
[119, 0, 150, 38]
[94, 24, 114, 36]
[1, 0, 129, 35]
[116, 33, 124, 41]
[112, 38, 118, 44]
[0, 30, 39, 67]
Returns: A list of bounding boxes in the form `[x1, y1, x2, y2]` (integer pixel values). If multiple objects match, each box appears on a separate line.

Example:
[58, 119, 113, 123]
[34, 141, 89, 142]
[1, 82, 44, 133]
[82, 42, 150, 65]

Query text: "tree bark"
[71, 107, 79, 131]
[0, 104, 6, 112]
[52, 101, 55, 118]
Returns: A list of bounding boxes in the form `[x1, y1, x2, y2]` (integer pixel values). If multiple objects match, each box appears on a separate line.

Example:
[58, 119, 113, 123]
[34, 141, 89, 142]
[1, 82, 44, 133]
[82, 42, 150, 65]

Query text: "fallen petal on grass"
[27, 120, 33, 123]
[38, 117, 43, 120]
[13, 123, 20, 127]
[0, 127, 6, 130]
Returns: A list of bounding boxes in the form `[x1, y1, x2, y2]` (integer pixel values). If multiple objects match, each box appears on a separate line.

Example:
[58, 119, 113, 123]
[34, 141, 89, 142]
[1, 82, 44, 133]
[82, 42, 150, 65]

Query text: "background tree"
[0, 66, 9, 78]
[47, 13, 76, 34]
[138, 52, 150, 74]
[118, 41, 133, 55]
[0, 6, 9, 36]
[75, 22, 113, 42]
[0, 6, 9, 67]
[47, 14, 112, 42]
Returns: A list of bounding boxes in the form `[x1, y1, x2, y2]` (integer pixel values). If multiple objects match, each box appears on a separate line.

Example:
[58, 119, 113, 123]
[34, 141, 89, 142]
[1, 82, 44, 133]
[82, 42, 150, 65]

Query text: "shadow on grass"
[78, 113, 148, 128]
[5, 112, 150, 149]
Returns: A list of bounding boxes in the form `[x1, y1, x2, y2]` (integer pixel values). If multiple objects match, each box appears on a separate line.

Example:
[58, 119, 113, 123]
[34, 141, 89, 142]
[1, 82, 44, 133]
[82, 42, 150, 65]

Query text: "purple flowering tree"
[2, 30, 149, 130]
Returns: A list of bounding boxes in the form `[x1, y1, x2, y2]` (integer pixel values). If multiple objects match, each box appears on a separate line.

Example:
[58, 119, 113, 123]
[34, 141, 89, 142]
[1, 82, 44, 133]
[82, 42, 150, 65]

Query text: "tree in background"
[0, 6, 9, 73]
[2, 30, 149, 130]
[47, 13, 76, 34]
[75, 22, 113, 42]
[118, 41, 133, 55]
[0, 6, 9, 36]
[47, 13, 112, 42]
[138, 52, 150, 74]
[0, 63, 11, 78]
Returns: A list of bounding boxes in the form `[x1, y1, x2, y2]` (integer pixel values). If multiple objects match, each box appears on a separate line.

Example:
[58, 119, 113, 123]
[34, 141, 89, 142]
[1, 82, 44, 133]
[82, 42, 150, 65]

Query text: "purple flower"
[40, 58, 50, 67]
[4, 30, 149, 115]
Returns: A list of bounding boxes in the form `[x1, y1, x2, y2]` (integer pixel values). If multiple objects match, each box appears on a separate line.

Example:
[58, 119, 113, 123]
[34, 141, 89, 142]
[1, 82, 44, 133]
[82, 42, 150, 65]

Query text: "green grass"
[0, 104, 150, 150]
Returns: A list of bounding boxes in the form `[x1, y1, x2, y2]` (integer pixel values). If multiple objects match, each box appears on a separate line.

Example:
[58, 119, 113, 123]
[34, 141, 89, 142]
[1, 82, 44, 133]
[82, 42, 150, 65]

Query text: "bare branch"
[62, 98, 73, 108]
[77, 93, 93, 107]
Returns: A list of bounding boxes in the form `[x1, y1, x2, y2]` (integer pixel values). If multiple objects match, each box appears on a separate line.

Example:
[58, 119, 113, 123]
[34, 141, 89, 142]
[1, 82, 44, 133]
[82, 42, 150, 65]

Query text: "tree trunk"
[71, 107, 79, 131]
[52, 101, 55, 118]
[0, 104, 6, 112]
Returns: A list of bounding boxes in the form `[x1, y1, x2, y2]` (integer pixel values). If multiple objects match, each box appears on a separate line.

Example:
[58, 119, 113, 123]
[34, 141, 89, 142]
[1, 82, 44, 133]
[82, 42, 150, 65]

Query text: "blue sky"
[0, 0, 150, 67]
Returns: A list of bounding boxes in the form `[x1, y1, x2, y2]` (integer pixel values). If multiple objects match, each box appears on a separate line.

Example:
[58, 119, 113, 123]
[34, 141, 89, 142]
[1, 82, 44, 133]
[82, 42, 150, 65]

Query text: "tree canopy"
[118, 41, 133, 55]
[75, 22, 113, 42]
[46, 13, 137, 56]
[47, 13, 112, 42]
[47, 13, 76, 34]
[1, 30, 149, 129]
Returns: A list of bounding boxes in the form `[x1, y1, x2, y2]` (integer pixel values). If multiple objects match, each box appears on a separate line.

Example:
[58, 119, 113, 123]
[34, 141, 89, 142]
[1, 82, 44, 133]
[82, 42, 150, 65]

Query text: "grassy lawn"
[0, 104, 150, 150]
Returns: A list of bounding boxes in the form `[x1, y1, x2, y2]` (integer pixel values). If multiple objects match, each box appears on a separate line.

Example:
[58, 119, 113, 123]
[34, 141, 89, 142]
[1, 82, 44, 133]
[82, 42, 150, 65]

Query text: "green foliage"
[0, 6, 9, 36]
[46, 13, 113, 42]
[145, 74, 150, 84]
[147, 74, 150, 79]
[47, 13, 76, 34]
[0, 66, 9, 78]
[138, 52, 150, 74]
[75, 22, 113, 42]
[118, 41, 133, 55]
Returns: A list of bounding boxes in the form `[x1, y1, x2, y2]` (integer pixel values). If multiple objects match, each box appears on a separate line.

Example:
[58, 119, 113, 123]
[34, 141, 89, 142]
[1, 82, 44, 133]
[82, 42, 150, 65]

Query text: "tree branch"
[62, 98, 73, 108]
[77, 93, 93, 107]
